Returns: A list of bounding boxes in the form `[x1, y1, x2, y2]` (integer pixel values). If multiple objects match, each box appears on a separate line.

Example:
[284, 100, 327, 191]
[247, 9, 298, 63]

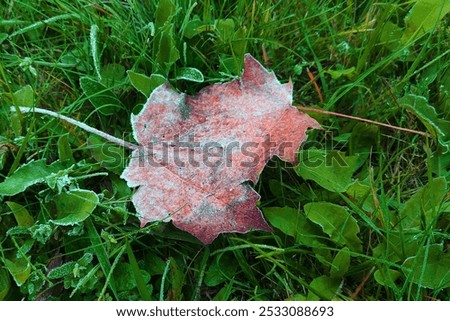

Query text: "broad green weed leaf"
[80, 76, 123, 116]
[400, 94, 450, 151]
[144, 253, 166, 276]
[51, 189, 99, 226]
[110, 174, 132, 199]
[113, 263, 150, 292]
[287, 293, 307, 301]
[57, 134, 75, 165]
[231, 27, 247, 60]
[313, 247, 333, 269]
[0, 159, 65, 196]
[9, 111, 22, 137]
[155, 24, 180, 75]
[372, 231, 421, 262]
[59, 53, 79, 66]
[374, 269, 402, 288]
[430, 149, 450, 179]
[155, 0, 176, 29]
[11, 85, 34, 135]
[13, 85, 34, 107]
[183, 16, 204, 39]
[297, 149, 364, 193]
[0, 267, 10, 300]
[307, 275, 341, 300]
[219, 55, 243, 75]
[403, 0, 450, 42]
[47, 261, 77, 279]
[127, 71, 165, 97]
[175, 67, 204, 83]
[379, 21, 403, 51]
[212, 282, 234, 301]
[402, 244, 450, 289]
[153, 0, 178, 75]
[330, 247, 350, 279]
[204, 253, 238, 287]
[399, 177, 446, 229]
[349, 123, 379, 154]
[346, 181, 377, 212]
[4, 257, 31, 286]
[6, 201, 34, 227]
[304, 202, 362, 252]
[263, 206, 324, 246]
[324, 66, 355, 79]
[215, 19, 235, 41]
[88, 135, 126, 174]
[44, 166, 75, 192]
[100, 63, 126, 87]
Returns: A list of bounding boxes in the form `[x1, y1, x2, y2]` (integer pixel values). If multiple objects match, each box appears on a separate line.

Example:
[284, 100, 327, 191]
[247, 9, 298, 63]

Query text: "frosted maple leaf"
[121, 54, 320, 243]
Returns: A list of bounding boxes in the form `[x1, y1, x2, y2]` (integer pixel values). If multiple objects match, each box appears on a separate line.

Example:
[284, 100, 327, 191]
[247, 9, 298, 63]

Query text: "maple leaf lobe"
[121, 54, 320, 244]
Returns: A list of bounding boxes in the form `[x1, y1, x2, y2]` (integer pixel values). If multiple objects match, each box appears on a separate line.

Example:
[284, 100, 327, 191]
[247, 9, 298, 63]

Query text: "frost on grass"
[121, 54, 321, 244]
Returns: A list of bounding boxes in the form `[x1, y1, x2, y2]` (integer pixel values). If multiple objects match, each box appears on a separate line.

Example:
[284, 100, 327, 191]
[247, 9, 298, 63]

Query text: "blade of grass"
[85, 217, 118, 300]
[126, 239, 152, 300]
[191, 246, 209, 300]
[98, 243, 126, 301]
[160, 259, 171, 301]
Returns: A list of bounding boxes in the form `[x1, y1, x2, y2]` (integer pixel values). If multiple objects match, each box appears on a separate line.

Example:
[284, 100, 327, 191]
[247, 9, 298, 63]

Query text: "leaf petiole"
[10, 106, 139, 150]
[296, 105, 430, 137]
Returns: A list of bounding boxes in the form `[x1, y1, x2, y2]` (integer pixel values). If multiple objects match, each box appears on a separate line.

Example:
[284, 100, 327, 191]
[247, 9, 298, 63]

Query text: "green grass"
[1, 0, 449, 301]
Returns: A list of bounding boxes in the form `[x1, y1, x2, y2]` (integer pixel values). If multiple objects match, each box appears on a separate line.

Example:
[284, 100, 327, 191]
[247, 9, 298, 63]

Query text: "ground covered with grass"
[1, 0, 449, 301]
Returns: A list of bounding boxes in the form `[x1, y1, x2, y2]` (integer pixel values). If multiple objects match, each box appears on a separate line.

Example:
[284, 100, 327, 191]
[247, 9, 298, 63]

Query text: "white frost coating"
[176, 67, 204, 82]
[90, 24, 102, 81]
[121, 54, 321, 243]
[10, 106, 139, 150]
[131, 83, 185, 144]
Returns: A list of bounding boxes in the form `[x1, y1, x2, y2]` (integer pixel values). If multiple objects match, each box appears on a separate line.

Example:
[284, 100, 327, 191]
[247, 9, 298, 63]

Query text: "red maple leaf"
[121, 54, 320, 243]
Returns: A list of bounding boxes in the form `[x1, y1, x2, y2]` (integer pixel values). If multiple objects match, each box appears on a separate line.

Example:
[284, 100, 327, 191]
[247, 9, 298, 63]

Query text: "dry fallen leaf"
[121, 54, 320, 243]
